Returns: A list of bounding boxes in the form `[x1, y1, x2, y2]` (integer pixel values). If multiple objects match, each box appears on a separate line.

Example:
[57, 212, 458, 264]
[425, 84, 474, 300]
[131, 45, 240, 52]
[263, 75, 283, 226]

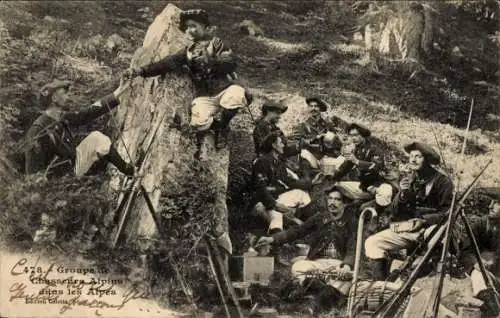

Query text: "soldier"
[293, 96, 336, 140]
[255, 186, 357, 313]
[123, 9, 249, 157]
[249, 131, 312, 234]
[335, 123, 385, 200]
[22, 79, 133, 177]
[364, 142, 453, 280]
[299, 131, 345, 182]
[256, 186, 356, 280]
[253, 100, 301, 157]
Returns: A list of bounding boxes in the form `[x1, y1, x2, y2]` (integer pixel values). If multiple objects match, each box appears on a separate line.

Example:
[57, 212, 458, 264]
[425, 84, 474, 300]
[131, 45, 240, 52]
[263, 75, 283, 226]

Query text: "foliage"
[0, 173, 112, 249]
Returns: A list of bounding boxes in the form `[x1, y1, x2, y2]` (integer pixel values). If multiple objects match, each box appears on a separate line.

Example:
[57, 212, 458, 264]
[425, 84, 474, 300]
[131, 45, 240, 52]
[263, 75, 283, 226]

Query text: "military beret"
[180, 9, 210, 31]
[404, 142, 440, 165]
[262, 100, 288, 114]
[346, 122, 371, 137]
[305, 96, 328, 112]
[40, 80, 72, 97]
[260, 131, 282, 153]
[325, 185, 354, 200]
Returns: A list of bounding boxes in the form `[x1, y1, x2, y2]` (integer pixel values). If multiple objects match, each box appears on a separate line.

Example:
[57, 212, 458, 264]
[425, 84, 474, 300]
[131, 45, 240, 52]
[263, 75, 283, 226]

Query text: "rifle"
[425, 98, 474, 317]
[374, 159, 492, 318]
[111, 109, 168, 248]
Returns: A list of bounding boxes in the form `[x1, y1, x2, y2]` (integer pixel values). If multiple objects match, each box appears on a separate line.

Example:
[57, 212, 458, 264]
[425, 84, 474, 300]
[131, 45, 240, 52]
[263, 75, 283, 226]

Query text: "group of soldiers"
[9, 7, 500, 316]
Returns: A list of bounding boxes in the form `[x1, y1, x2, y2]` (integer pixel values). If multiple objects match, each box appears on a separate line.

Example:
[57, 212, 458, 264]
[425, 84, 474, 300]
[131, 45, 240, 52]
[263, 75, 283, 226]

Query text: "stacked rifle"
[373, 98, 500, 318]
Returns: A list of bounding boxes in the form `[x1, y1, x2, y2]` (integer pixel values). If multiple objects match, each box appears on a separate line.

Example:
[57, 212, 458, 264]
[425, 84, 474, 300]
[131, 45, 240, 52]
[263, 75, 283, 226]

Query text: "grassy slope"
[180, 0, 500, 188]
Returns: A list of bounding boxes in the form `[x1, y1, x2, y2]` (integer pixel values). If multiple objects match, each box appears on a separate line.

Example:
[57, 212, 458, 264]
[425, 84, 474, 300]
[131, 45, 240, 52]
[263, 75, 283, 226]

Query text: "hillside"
[0, 1, 499, 317]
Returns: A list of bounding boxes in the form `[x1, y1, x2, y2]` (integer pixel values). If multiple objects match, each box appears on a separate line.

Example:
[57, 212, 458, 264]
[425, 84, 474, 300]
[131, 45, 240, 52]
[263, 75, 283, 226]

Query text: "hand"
[339, 264, 351, 272]
[409, 218, 426, 231]
[113, 79, 131, 98]
[400, 177, 412, 191]
[122, 67, 140, 80]
[367, 185, 377, 195]
[255, 236, 274, 248]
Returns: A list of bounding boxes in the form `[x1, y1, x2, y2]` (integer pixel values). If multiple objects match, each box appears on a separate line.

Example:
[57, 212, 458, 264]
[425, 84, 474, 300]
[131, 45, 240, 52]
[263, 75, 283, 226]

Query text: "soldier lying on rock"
[20, 79, 134, 177]
[123, 9, 250, 159]
[364, 142, 454, 280]
[255, 186, 357, 313]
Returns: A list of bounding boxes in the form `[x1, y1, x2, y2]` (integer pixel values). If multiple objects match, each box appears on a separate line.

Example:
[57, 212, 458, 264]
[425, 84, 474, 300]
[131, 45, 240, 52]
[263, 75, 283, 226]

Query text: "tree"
[108, 4, 231, 255]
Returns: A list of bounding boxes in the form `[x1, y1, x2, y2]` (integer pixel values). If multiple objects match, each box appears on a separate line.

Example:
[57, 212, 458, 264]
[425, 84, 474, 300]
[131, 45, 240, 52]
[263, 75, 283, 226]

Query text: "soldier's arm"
[207, 37, 237, 75]
[62, 93, 120, 126]
[285, 175, 312, 192]
[272, 212, 325, 245]
[357, 147, 384, 172]
[137, 49, 187, 77]
[421, 175, 454, 225]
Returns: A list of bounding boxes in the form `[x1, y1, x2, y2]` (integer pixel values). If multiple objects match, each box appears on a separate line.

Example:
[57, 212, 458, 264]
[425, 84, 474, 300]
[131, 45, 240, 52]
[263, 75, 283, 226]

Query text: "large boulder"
[109, 4, 230, 252]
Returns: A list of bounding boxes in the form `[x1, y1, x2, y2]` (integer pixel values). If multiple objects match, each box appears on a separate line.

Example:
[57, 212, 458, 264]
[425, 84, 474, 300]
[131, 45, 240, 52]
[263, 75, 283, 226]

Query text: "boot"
[212, 109, 237, 149]
[371, 258, 389, 281]
[194, 131, 209, 161]
[107, 146, 134, 176]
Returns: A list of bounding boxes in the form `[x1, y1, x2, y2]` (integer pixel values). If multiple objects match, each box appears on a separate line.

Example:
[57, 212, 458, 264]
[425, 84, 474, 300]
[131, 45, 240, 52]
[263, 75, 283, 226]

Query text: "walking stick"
[348, 207, 378, 318]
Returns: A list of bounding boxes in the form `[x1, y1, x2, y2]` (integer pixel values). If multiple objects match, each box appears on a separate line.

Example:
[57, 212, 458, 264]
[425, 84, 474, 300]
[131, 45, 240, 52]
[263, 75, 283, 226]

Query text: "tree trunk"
[108, 4, 230, 252]
[378, 3, 430, 61]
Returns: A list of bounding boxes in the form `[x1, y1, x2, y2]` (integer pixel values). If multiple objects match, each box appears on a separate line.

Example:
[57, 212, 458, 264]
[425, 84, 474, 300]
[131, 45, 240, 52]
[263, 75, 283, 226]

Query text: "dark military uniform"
[23, 94, 123, 174]
[250, 152, 311, 210]
[292, 114, 338, 141]
[334, 140, 385, 192]
[272, 204, 357, 267]
[137, 37, 237, 97]
[390, 166, 454, 224]
[364, 142, 454, 280]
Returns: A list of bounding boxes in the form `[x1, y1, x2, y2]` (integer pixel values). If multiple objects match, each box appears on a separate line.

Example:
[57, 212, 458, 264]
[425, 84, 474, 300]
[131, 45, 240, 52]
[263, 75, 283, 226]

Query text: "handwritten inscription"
[7, 257, 148, 316]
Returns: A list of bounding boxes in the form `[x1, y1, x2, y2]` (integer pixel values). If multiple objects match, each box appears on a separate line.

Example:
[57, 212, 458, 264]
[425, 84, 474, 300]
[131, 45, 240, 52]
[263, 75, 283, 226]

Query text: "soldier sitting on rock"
[364, 142, 454, 281]
[123, 9, 250, 159]
[20, 79, 134, 177]
[292, 96, 337, 141]
[333, 123, 385, 201]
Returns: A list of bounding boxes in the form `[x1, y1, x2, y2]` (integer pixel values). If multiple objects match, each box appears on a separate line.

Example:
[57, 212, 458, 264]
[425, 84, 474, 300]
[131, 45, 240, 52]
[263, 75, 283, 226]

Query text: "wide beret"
[404, 141, 440, 165]
[346, 122, 371, 137]
[305, 96, 328, 112]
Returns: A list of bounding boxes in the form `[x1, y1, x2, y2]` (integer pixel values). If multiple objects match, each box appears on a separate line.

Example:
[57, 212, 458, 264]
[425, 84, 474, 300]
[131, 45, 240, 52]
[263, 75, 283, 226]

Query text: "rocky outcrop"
[109, 4, 230, 251]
